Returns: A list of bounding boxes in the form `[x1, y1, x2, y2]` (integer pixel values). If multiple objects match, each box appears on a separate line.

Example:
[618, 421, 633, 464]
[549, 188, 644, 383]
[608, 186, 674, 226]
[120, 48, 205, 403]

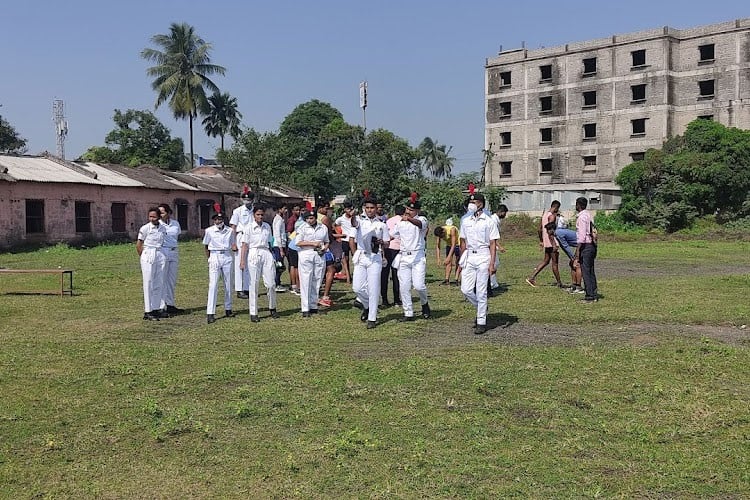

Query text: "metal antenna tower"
[52, 99, 68, 160]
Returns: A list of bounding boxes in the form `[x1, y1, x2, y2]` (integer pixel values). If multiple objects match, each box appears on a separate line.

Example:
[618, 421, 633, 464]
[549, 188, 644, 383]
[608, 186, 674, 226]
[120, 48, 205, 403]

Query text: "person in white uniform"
[390, 193, 431, 322]
[488, 204, 508, 292]
[351, 194, 390, 329]
[157, 203, 183, 315]
[203, 205, 236, 324]
[459, 191, 499, 335]
[136, 207, 167, 321]
[293, 210, 329, 317]
[239, 204, 279, 322]
[230, 186, 254, 299]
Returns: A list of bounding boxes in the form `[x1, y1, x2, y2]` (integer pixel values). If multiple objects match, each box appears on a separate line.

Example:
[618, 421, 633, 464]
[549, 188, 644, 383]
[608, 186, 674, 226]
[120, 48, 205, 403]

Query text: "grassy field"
[0, 237, 748, 497]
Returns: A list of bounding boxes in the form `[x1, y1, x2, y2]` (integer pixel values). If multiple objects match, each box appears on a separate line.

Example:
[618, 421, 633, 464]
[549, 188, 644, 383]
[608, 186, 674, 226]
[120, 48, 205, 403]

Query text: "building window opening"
[698, 80, 715, 98]
[111, 203, 127, 233]
[25, 200, 45, 234]
[630, 152, 645, 162]
[176, 202, 189, 231]
[500, 161, 512, 176]
[499, 101, 511, 118]
[539, 158, 553, 173]
[499, 132, 511, 147]
[583, 123, 597, 140]
[499, 71, 511, 87]
[75, 201, 92, 233]
[698, 114, 714, 121]
[699, 44, 715, 62]
[631, 118, 646, 136]
[540, 128, 552, 144]
[582, 91, 597, 109]
[539, 64, 552, 82]
[631, 49, 646, 67]
[582, 57, 597, 76]
[583, 155, 597, 167]
[631, 84, 646, 103]
[540, 96, 552, 114]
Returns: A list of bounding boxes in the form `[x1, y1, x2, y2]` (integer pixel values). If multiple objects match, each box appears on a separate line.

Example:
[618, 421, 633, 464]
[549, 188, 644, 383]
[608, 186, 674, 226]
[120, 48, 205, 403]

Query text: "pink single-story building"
[0, 154, 305, 249]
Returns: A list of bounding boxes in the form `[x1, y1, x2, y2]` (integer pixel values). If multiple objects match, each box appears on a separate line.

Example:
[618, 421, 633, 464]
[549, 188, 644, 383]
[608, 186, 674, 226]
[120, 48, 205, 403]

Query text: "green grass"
[0, 238, 748, 497]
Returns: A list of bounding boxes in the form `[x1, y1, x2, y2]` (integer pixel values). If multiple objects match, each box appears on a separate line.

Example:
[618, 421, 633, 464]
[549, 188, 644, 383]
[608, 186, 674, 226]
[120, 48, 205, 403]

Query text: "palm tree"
[141, 22, 226, 168]
[418, 137, 455, 179]
[202, 92, 243, 161]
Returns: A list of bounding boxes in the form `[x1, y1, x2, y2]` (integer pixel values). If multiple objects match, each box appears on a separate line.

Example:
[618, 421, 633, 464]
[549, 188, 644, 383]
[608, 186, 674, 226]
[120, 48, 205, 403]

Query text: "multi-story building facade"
[485, 18, 750, 212]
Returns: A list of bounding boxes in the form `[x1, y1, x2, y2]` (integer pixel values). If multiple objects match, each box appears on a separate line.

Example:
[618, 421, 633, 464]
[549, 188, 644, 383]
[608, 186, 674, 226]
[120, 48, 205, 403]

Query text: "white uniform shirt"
[354, 215, 390, 253]
[202, 225, 235, 250]
[334, 214, 353, 242]
[272, 214, 287, 248]
[160, 219, 181, 249]
[391, 215, 428, 252]
[230, 205, 253, 236]
[490, 213, 502, 238]
[138, 222, 166, 248]
[241, 220, 272, 249]
[459, 212, 499, 250]
[294, 222, 329, 250]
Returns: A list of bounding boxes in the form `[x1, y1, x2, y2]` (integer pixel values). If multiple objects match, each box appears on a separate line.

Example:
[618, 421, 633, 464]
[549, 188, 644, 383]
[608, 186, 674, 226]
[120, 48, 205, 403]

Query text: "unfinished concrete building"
[485, 18, 750, 212]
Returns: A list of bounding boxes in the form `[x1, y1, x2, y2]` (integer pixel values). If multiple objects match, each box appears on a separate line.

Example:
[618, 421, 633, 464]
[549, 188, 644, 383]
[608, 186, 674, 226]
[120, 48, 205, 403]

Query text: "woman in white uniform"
[239, 205, 279, 322]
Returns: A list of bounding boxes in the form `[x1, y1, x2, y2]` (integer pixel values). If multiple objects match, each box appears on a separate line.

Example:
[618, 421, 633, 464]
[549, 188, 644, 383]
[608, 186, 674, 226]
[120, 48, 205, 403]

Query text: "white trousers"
[247, 248, 277, 315]
[298, 250, 324, 313]
[352, 250, 382, 322]
[460, 251, 491, 326]
[489, 255, 500, 289]
[160, 248, 179, 308]
[140, 248, 165, 313]
[234, 249, 249, 292]
[397, 251, 428, 317]
[207, 253, 234, 314]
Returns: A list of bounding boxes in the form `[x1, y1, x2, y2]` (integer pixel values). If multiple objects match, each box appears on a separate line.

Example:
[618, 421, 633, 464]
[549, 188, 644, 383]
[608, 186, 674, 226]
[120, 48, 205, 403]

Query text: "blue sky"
[2, 0, 747, 173]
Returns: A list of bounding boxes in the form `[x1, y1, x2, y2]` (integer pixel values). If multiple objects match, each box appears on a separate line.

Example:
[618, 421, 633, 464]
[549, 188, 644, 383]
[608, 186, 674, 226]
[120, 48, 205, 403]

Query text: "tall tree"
[0, 115, 27, 154]
[202, 91, 242, 159]
[81, 109, 185, 170]
[418, 137, 455, 178]
[221, 128, 290, 194]
[141, 22, 226, 167]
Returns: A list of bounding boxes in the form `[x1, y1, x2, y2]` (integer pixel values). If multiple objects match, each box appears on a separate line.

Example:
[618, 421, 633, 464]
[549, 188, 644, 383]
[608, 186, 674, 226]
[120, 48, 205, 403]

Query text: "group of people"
[135, 204, 184, 320]
[526, 197, 599, 303]
[137, 186, 598, 334]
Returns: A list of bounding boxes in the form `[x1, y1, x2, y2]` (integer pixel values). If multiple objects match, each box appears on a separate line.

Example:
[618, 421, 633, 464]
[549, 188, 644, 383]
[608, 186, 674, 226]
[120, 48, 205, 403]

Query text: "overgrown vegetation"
[616, 119, 750, 232]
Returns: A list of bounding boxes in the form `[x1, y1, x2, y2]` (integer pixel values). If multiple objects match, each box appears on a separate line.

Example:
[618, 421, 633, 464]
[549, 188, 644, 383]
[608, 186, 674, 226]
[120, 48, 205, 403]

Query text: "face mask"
[242, 200, 252, 206]
[467, 203, 478, 213]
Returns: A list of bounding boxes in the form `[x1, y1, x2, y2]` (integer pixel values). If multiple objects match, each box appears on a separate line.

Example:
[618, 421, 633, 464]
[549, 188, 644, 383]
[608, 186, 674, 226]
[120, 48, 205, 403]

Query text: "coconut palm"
[418, 137, 455, 178]
[141, 22, 226, 168]
[202, 92, 243, 159]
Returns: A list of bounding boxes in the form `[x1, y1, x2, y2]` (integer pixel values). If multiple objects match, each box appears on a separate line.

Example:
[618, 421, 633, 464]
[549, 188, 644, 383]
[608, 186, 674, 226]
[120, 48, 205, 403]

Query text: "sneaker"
[474, 324, 487, 335]
[367, 320, 377, 329]
[250, 315, 260, 323]
[289, 288, 300, 296]
[237, 291, 249, 299]
[318, 296, 333, 308]
[421, 303, 432, 319]
[225, 310, 235, 318]
[206, 314, 215, 324]
[579, 298, 599, 304]
[274, 285, 288, 293]
[333, 272, 346, 280]
[440, 279, 449, 286]
[525, 278, 537, 288]
[570, 286, 585, 294]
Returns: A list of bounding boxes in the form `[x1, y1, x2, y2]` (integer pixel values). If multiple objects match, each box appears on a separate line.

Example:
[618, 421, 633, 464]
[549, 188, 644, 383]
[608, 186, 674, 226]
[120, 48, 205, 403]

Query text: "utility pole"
[359, 81, 368, 133]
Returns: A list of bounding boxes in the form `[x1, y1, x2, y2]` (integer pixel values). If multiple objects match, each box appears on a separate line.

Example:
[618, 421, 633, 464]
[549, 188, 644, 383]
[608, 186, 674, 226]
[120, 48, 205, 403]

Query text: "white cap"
[445, 218, 453, 226]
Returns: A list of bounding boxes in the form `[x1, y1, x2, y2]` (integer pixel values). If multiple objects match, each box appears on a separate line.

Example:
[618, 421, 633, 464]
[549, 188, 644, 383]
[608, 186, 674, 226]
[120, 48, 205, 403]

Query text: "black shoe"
[310, 308, 319, 315]
[360, 309, 369, 322]
[206, 314, 215, 324]
[166, 305, 184, 314]
[301, 311, 311, 318]
[269, 308, 280, 319]
[380, 301, 392, 309]
[353, 299, 364, 310]
[394, 301, 403, 307]
[250, 315, 260, 323]
[143, 312, 159, 321]
[367, 320, 377, 329]
[398, 316, 415, 322]
[474, 324, 487, 335]
[237, 291, 249, 299]
[421, 303, 432, 319]
[157, 309, 171, 319]
[225, 310, 235, 318]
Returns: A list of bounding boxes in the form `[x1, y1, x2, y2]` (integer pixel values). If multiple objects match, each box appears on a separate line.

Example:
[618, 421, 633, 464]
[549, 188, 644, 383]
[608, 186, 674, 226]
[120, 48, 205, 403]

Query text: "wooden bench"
[0, 268, 74, 297]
